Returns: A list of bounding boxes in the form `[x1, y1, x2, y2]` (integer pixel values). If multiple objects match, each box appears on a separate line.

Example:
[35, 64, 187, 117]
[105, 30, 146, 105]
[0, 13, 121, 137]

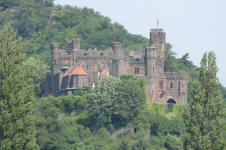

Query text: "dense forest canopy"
[0, 0, 225, 149]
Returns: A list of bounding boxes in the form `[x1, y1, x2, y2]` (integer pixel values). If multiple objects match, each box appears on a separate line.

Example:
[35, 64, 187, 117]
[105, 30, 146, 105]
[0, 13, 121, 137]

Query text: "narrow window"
[135, 67, 139, 74]
[159, 80, 163, 89]
[170, 82, 173, 88]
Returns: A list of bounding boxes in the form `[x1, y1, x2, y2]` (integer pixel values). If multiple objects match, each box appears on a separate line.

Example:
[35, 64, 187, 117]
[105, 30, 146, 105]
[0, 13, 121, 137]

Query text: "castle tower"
[149, 29, 166, 45]
[110, 42, 123, 77]
[51, 43, 60, 64]
[66, 39, 80, 55]
[150, 29, 166, 75]
[145, 28, 166, 102]
[112, 42, 121, 59]
[72, 39, 80, 51]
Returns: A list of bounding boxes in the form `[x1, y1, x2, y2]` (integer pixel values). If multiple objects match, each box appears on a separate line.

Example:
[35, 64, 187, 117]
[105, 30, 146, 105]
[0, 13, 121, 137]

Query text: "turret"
[51, 43, 60, 63]
[145, 47, 157, 76]
[112, 42, 121, 59]
[72, 39, 80, 50]
[110, 42, 122, 77]
[66, 39, 80, 54]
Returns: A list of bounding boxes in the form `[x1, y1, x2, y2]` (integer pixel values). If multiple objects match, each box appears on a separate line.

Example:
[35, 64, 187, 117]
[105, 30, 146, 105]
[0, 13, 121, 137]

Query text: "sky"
[54, 0, 226, 86]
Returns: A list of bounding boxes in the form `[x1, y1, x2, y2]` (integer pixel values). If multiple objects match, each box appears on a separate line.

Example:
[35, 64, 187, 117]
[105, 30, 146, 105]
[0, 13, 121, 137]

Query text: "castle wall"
[156, 72, 188, 104]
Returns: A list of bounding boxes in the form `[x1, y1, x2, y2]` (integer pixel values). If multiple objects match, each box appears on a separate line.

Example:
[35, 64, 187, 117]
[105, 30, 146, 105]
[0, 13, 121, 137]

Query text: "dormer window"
[84, 53, 88, 57]
[100, 53, 103, 57]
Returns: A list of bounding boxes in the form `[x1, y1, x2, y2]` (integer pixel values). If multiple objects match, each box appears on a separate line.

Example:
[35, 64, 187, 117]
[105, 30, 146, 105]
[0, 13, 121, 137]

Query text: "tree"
[164, 43, 177, 72]
[183, 52, 225, 150]
[0, 0, 19, 11]
[24, 57, 49, 97]
[35, 97, 64, 150]
[113, 75, 146, 126]
[88, 77, 119, 129]
[0, 25, 39, 149]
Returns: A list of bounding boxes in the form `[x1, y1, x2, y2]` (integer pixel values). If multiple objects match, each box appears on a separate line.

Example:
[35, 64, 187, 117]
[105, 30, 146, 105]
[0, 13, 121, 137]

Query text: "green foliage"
[164, 135, 182, 150]
[132, 107, 154, 131]
[184, 52, 225, 150]
[34, 96, 63, 150]
[131, 137, 149, 150]
[0, 1, 148, 65]
[59, 95, 87, 114]
[33, 91, 186, 150]
[114, 75, 146, 126]
[0, 0, 19, 11]
[0, 25, 39, 149]
[88, 77, 119, 129]
[24, 57, 49, 97]
[115, 137, 133, 150]
[149, 136, 165, 148]
[164, 43, 177, 72]
[220, 85, 226, 102]
[87, 76, 146, 130]
[150, 114, 171, 136]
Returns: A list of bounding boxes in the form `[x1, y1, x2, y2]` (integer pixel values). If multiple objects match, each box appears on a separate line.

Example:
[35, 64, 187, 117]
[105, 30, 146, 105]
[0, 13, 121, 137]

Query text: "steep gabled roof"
[72, 67, 87, 75]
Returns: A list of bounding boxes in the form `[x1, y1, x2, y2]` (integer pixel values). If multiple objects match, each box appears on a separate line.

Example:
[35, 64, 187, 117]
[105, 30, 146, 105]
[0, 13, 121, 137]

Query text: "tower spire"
[156, 18, 159, 28]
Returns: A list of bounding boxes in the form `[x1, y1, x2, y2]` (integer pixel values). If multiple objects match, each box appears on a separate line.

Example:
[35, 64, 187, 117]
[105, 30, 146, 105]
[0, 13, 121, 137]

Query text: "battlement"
[66, 39, 80, 54]
[150, 28, 166, 45]
[165, 72, 188, 80]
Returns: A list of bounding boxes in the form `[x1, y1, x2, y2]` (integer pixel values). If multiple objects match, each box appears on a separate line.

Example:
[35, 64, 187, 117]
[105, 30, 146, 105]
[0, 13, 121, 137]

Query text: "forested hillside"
[0, 0, 225, 150]
[0, 0, 148, 64]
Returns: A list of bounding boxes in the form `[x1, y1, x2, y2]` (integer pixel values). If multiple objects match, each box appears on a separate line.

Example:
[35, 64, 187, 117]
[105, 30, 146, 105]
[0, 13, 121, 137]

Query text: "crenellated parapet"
[150, 29, 166, 45]
[164, 72, 188, 81]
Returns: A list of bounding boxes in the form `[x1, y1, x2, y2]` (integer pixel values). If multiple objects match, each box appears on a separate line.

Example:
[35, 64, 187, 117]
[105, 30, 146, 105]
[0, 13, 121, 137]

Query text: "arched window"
[170, 82, 173, 88]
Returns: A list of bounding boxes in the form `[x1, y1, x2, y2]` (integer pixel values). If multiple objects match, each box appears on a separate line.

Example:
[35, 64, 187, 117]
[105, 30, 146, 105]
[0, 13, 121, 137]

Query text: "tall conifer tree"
[184, 52, 225, 150]
[0, 25, 39, 150]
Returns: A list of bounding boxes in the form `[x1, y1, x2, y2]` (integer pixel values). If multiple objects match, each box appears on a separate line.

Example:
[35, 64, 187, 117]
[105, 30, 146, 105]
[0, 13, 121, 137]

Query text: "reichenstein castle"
[45, 28, 188, 104]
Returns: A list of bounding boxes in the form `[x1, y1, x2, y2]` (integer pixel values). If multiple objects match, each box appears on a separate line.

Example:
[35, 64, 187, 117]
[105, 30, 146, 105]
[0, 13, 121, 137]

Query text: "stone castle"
[45, 28, 188, 104]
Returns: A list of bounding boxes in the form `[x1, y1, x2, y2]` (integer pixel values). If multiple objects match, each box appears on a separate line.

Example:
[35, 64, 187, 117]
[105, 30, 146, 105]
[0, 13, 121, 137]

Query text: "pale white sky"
[54, 0, 226, 86]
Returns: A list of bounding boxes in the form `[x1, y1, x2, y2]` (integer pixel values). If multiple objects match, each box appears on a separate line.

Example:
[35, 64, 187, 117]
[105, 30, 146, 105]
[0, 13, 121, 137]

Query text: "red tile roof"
[63, 66, 74, 77]
[72, 67, 87, 75]
[100, 69, 108, 76]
